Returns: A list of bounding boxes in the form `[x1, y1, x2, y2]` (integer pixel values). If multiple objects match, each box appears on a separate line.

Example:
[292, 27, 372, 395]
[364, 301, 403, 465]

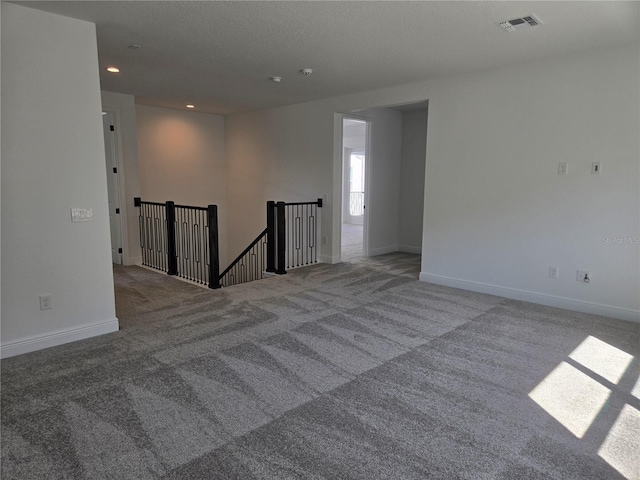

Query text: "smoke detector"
[499, 15, 542, 32]
[300, 68, 313, 76]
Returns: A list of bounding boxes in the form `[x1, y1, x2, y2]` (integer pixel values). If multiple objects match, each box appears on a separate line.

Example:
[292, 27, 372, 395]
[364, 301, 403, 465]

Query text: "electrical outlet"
[576, 270, 591, 284]
[39, 294, 52, 310]
[549, 266, 558, 279]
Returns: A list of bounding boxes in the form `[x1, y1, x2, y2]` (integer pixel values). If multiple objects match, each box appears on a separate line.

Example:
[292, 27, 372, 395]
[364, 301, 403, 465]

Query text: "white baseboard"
[419, 272, 639, 323]
[0, 318, 120, 359]
[368, 245, 399, 256]
[321, 247, 419, 263]
[125, 255, 143, 266]
[319, 254, 341, 264]
[398, 245, 422, 254]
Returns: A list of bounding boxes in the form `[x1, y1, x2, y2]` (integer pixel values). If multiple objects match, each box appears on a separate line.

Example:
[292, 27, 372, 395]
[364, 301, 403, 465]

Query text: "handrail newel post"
[207, 204, 221, 289]
[266, 201, 276, 273]
[166, 201, 178, 276]
[275, 201, 287, 275]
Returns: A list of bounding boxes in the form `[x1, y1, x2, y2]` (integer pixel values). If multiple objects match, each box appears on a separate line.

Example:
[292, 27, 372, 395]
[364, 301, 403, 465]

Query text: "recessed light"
[186, 104, 195, 109]
[106, 66, 120, 73]
[127, 44, 142, 49]
[270, 76, 282, 83]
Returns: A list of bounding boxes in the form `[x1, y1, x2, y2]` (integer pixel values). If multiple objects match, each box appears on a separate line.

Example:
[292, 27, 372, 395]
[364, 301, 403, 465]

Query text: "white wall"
[399, 109, 427, 252]
[225, 103, 332, 261]
[343, 124, 366, 151]
[101, 91, 142, 265]
[419, 45, 639, 321]
[359, 107, 403, 256]
[343, 135, 366, 151]
[136, 105, 229, 265]
[1, 3, 119, 358]
[225, 43, 639, 321]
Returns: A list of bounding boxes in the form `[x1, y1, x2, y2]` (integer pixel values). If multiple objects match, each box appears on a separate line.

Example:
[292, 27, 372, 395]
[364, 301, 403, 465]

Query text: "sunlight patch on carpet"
[528, 361, 611, 439]
[597, 404, 640, 480]
[569, 335, 633, 384]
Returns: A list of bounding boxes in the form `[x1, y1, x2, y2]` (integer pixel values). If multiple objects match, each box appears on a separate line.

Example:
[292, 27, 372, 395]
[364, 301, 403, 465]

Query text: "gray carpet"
[2, 253, 639, 479]
[341, 223, 364, 262]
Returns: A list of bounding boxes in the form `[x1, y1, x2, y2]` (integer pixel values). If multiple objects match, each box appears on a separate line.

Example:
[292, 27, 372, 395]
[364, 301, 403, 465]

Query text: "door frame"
[102, 110, 125, 264]
[337, 113, 372, 261]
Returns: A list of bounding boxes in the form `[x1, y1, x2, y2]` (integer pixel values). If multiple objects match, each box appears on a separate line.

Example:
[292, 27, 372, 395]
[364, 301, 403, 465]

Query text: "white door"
[102, 112, 123, 264]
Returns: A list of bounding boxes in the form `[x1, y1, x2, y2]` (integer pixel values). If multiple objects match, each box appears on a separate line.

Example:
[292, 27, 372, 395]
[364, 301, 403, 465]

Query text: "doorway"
[341, 117, 369, 262]
[102, 111, 123, 264]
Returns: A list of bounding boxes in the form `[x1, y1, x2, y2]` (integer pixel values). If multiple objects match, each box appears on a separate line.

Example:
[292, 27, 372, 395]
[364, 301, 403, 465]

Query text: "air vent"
[499, 14, 542, 32]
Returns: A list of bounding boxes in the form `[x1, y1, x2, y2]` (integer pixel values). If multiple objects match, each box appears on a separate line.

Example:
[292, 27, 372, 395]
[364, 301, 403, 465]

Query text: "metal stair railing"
[135, 196, 322, 289]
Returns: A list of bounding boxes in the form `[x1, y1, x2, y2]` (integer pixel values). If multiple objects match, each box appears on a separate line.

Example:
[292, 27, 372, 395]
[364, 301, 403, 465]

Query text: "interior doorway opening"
[341, 117, 369, 262]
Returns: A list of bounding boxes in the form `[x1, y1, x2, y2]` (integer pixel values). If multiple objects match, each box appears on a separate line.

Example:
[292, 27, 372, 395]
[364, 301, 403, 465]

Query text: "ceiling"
[15, 1, 639, 116]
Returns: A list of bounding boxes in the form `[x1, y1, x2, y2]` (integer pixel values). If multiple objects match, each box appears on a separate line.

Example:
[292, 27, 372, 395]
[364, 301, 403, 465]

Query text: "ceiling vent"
[499, 15, 542, 32]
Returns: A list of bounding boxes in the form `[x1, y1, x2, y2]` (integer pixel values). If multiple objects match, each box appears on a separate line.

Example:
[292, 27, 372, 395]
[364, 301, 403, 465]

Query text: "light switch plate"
[71, 208, 93, 222]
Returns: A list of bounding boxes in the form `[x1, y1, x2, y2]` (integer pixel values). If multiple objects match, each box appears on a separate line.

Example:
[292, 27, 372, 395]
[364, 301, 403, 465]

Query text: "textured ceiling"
[15, 1, 640, 115]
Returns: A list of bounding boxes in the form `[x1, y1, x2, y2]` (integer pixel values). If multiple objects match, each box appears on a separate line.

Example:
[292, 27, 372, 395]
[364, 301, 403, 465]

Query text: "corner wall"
[1, 3, 119, 358]
[359, 107, 403, 256]
[225, 103, 333, 261]
[136, 105, 229, 265]
[225, 43, 639, 322]
[399, 109, 427, 253]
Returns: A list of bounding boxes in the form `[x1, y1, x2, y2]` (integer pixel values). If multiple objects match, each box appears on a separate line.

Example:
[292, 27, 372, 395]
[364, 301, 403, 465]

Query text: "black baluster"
[266, 201, 276, 273]
[166, 201, 178, 275]
[276, 201, 287, 274]
[208, 205, 221, 289]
